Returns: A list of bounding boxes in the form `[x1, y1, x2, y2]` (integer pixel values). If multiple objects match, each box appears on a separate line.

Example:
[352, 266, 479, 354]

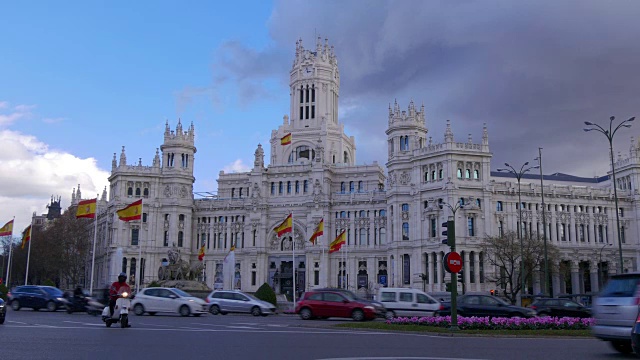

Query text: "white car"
[132, 287, 207, 317]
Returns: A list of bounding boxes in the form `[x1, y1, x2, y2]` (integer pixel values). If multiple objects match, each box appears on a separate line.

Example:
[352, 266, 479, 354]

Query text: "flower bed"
[387, 316, 594, 330]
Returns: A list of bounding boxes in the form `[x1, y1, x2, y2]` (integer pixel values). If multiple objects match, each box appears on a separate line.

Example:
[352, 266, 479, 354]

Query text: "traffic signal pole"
[447, 219, 459, 331]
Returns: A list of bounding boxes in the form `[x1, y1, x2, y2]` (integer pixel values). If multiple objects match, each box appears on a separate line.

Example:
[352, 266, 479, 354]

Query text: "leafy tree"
[481, 231, 559, 304]
[254, 282, 277, 307]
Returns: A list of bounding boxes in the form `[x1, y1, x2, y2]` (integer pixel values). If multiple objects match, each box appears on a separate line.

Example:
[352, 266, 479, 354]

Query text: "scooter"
[67, 296, 104, 316]
[101, 291, 132, 328]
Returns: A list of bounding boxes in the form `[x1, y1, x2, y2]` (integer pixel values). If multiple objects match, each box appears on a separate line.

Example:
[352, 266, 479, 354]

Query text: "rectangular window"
[619, 208, 624, 217]
[163, 231, 168, 247]
[402, 254, 411, 285]
[498, 221, 503, 237]
[142, 213, 147, 223]
[251, 272, 256, 286]
[468, 218, 475, 237]
[299, 106, 303, 120]
[430, 218, 436, 238]
[621, 226, 626, 244]
[402, 222, 409, 240]
[496, 201, 503, 212]
[131, 228, 139, 246]
[314, 270, 319, 286]
[303, 180, 308, 193]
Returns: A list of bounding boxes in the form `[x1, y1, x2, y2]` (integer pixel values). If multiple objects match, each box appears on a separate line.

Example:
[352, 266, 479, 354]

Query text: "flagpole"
[25, 221, 33, 285]
[89, 196, 99, 295]
[136, 199, 143, 293]
[292, 212, 296, 309]
[5, 217, 15, 287]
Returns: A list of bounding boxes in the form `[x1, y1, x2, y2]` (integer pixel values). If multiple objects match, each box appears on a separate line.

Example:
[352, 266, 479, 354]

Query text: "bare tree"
[481, 231, 559, 304]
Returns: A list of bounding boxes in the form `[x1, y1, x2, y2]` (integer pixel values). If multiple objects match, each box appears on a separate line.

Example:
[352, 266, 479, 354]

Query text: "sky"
[1, 0, 640, 234]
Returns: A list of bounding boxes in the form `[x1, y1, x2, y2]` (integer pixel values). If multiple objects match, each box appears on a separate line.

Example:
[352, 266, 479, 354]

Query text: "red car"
[295, 290, 377, 321]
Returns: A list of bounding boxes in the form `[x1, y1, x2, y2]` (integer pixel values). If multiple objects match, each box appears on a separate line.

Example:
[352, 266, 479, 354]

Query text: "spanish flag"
[76, 198, 97, 219]
[117, 199, 143, 222]
[21, 225, 32, 249]
[274, 213, 293, 236]
[329, 230, 346, 254]
[198, 244, 205, 261]
[0, 219, 13, 237]
[281, 133, 292, 145]
[309, 218, 324, 244]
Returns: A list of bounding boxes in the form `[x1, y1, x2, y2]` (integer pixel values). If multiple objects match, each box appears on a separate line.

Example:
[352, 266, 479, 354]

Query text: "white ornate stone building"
[83, 38, 640, 298]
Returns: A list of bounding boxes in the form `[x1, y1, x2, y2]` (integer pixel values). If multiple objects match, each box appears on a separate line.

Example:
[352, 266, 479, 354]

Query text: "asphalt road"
[0, 308, 632, 360]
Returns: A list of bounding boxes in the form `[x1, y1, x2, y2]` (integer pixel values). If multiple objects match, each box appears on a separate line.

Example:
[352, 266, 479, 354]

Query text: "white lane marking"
[138, 323, 173, 327]
[7, 320, 28, 325]
[63, 320, 103, 327]
[235, 322, 258, 326]
[226, 325, 260, 329]
[190, 323, 228, 327]
[317, 358, 489, 360]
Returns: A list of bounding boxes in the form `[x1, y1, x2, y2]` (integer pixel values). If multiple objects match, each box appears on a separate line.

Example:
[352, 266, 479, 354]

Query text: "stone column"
[463, 251, 471, 289]
[474, 252, 481, 291]
[552, 269, 561, 297]
[589, 262, 599, 293]
[532, 267, 541, 295]
[570, 261, 580, 295]
[587, 221, 595, 244]
[436, 252, 443, 291]
[428, 253, 434, 291]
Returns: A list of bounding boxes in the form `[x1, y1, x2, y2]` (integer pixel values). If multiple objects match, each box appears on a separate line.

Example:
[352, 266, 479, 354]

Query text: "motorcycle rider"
[109, 272, 132, 318]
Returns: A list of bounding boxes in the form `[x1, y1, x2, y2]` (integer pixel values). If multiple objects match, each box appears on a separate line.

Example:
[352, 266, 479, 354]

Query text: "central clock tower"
[269, 37, 355, 166]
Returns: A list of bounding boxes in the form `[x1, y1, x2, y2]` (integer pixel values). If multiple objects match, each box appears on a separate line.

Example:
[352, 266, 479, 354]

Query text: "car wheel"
[385, 310, 395, 320]
[299, 308, 313, 320]
[251, 306, 262, 317]
[209, 305, 220, 315]
[133, 304, 145, 316]
[179, 305, 191, 317]
[611, 341, 633, 354]
[352, 309, 365, 322]
[11, 300, 20, 311]
[47, 301, 57, 312]
[120, 314, 128, 328]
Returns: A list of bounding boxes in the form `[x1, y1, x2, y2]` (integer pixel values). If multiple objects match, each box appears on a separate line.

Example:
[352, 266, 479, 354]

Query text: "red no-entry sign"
[444, 252, 462, 273]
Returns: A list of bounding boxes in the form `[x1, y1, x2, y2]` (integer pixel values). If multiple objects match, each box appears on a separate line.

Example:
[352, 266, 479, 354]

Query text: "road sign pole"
[447, 219, 459, 331]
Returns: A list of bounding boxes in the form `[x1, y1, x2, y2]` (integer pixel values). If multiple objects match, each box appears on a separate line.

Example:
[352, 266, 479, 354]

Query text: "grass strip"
[335, 322, 592, 337]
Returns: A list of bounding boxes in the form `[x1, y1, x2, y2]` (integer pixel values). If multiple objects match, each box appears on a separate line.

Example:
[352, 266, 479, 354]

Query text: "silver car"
[592, 272, 640, 354]
[206, 290, 276, 316]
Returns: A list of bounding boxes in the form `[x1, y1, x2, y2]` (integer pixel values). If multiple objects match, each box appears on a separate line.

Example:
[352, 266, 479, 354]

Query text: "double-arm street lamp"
[584, 116, 635, 274]
[498, 162, 539, 305]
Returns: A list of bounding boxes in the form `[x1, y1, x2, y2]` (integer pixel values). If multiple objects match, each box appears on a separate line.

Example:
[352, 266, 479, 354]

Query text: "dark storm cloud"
[216, 0, 640, 176]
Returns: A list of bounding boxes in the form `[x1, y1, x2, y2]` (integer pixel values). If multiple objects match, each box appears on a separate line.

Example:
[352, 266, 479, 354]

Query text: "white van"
[377, 288, 441, 319]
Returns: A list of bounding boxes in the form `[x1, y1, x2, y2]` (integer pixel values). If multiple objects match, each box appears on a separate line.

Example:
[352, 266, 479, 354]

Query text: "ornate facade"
[84, 38, 640, 298]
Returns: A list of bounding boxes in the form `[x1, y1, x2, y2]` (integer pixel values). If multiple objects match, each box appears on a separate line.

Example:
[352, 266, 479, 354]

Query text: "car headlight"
[0, 304, 5, 309]
[188, 299, 194, 302]
[364, 306, 374, 310]
[56, 297, 64, 301]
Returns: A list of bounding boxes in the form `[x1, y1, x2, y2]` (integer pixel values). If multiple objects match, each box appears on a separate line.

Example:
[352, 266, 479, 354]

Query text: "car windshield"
[172, 289, 192, 297]
[42, 287, 63, 296]
[600, 277, 640, 297]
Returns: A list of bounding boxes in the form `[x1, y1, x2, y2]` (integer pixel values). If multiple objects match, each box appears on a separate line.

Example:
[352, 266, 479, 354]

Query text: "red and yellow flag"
[281, 133, 292, 145]
[329, 230, 346, 254]
[117, 199, 143, 222]
[198, 245, 205, 261]
[0, 219, 13, 237]
[274, 213, 292, 236]
[21, 225, 32, 249]
[76, 198, 97, 219]
[309, 218, 324, 244]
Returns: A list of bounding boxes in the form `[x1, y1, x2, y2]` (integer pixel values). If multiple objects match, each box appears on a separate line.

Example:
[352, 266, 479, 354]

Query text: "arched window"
[340, 211, 347, 218]
[279, 182, 283, 194]
[457, 169, 462, 178]
[380, 209, 387, 217]
[287, 181, 292, 194]
[303, 180, 308, 193]
[358, 181, 363, 192]
[344, 151, 349, 163]
[349, 181, 355, 193]
[127, 187, 133, 196]
[474, 170, 479, 179]
[401, 203, 409, 212]
[424, 172, 429, 182]
[290, 146, 315, 162]
[295, 181, 300, 193]
[431, 171, 436, 180]
[231, 188, 235, 198]
[465, 169, 471, 178]
[340, 182, 346, 193]
[271, 182, 275, 195]
[438, 169, 443, 179]
[402, 223, 409, 240]
[135, 188, 141, 196]
[359, 210, 366, 217]
[178, 231, 184, 247]
[143, 188, 149, 197]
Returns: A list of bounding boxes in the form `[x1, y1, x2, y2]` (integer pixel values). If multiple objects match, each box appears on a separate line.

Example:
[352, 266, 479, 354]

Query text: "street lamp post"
[599, 243, 613, 290]
[498, 162, 539, 306]
[584, 116, 635, 274]
[535, 148, 550, 297]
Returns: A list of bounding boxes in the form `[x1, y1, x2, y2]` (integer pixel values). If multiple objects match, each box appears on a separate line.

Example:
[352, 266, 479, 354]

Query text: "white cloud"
[0, 102, 35, 126]
[0, 130, 110, 231]
[222, 159, 251, 173]
[42, 117, 65, 124]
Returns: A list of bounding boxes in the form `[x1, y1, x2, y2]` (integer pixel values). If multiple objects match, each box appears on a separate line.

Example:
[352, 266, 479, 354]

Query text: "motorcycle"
[101, 291, 132, 328]
[67, 295, 103, 316]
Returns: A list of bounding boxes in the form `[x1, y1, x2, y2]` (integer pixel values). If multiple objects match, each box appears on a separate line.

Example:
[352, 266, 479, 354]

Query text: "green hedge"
[254, 282, 277, 307]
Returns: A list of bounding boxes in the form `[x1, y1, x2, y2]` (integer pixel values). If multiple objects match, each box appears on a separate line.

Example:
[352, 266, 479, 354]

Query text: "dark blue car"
[8, 285, 66, 312]
[0, 298, 6, 324]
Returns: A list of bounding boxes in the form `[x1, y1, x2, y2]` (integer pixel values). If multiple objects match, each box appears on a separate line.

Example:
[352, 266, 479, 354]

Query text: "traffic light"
[490, 289, 496, 296]
[442, 220, 456, 249]
[457, 273, 463, 283]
